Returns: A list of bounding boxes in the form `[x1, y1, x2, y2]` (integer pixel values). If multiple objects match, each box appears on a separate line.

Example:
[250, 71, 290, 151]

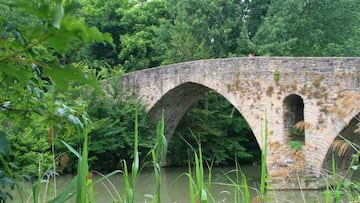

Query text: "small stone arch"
[283, 94, 305, 144]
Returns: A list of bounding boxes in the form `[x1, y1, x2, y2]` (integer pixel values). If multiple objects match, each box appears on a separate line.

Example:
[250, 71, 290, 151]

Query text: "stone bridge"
[121, 57, 360, 189]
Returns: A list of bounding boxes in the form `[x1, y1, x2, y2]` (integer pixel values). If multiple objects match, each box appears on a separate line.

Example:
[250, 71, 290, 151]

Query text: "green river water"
[10, 165, 332, 203]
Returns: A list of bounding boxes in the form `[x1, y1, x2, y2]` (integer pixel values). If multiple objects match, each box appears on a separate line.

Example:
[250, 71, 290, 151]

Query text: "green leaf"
[7, 0, 30, 7]
[0, 63, 32, 85]
[87, 27, 105, 42]
[61, 140, 81, 158]
[52, 0, 64, 29]
[42, 64, 99, 91]
[46, 30, 73, 52]
[200, 189, 208, 202]
[0, 131, 10, 156]
[8, 0, 50, 19]
[48, 176, 76, 203]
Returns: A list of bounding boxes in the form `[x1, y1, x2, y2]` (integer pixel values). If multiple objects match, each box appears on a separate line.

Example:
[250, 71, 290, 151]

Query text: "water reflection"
[11, 165, 326, 203]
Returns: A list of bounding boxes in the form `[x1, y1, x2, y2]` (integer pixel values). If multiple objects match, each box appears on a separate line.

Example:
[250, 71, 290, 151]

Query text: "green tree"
[75, 0, 168, 71]
[162, 0, 253, 60]
[244, 0, 271, 39]
[63, 67, 156, 172]
[70, 0, 125, 68]
[0, 1, 112, 200]
[76, 0, 260, 70]
[160, 27, 211, 65]
[253, 0, 360, 56]
[118, 0, 168, 71]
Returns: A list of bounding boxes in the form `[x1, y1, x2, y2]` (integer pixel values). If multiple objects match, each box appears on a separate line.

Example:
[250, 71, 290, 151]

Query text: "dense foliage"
[253, 0, 360, 56]
[73, 0, 360, 72]
[0, 0, 153, 200]
[81, 68, 155, 172]
[168, 91, 260, 166]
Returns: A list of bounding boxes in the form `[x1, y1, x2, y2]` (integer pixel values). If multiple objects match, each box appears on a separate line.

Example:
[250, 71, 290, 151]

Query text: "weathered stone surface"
[121, 57, 360, 189]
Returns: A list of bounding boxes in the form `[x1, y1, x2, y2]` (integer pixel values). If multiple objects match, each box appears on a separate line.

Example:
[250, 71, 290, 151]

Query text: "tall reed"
[49, 126, 91, 203]
[32, 154, 44, 203]
[121, 104, 141, 203]
[151, 111, 167, 203]
[38, 108, 360, 203]
[259, 113, 268, 201]
[183, 133, 212, 203]
[220, 158, 251, 203]
[326, 136, 360, 203]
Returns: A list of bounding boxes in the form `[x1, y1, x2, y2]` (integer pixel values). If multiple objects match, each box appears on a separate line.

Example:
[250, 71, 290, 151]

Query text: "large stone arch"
[308, 91, 359, 177]
[147, 81, 263, 150]
[321, 112, 360, 177]
[148, 82, 209, 140]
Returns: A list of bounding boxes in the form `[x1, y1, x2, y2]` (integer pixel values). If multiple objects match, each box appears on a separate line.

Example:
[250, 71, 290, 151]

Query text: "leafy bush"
[85, 94, 155, 172]
[0, 0, 113, 180]
[52, 67, 156, 173]
[8, 126, 52, 177]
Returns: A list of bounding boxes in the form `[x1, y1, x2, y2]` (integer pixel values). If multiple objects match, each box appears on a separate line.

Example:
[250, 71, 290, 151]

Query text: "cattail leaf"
[49, 176, 76, 203]
[61, 140, 81, 158]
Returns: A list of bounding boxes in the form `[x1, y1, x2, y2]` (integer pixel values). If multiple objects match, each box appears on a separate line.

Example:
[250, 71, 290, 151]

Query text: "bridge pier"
[265, 139, 323, 190]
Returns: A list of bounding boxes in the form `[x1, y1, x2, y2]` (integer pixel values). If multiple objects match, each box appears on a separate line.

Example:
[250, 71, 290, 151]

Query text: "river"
[10, 165, 329, 203]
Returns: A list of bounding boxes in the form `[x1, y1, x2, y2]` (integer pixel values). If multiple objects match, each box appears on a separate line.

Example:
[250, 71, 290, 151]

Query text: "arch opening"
[149, 83, 261, 167]
[283, 94, 305, 150]
[322, 113, 360, 178]
[148, 82, 210, 141]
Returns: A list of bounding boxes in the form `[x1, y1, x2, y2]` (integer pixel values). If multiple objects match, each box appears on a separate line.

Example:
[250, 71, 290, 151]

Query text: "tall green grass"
[121, 106, 168, 203]
[323, 136, 360, 203]
[259, 113, 268, 201]
[49, 127, 90, 203]
[48, 126, 122, 203]
[187, 147, 209, 203]
[48, 104, 168, 203]
[121, 105, 140, 203]
[181, 132, 214, 203]
[216, 114, 270, 203]
[22, 109, 360, 203]
[33, 154, 43, 203]
[151, 111, 167, 203]
[220, 157, 251, 203]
